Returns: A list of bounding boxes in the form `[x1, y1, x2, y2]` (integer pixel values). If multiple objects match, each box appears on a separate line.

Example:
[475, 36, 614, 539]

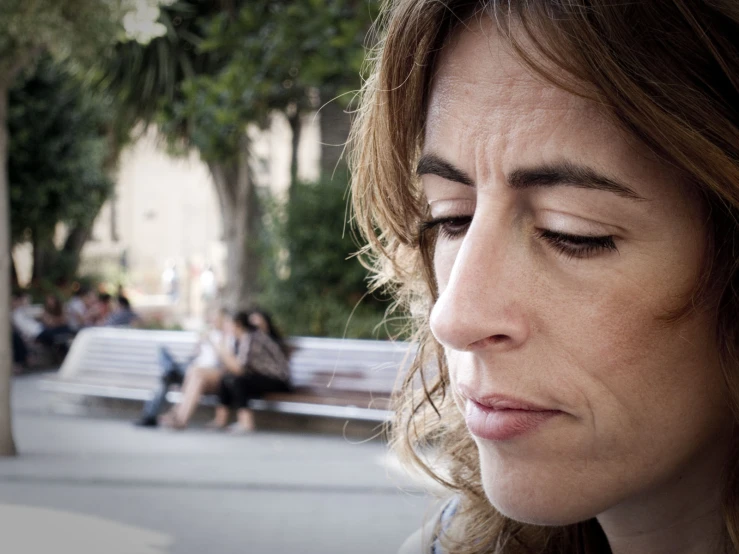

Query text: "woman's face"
[423, 25, 732, 526]
[248, 313, 269, 334]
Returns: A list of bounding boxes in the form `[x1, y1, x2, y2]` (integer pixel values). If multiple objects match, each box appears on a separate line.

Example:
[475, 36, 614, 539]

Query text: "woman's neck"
[601, 503, 724, 554]
[598, 446, 728, 554]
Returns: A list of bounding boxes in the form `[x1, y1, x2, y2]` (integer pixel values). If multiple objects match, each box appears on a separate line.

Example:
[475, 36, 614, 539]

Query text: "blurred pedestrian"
[104, 295, 140, 327]
[36, 294, 75, 356]
[11, 291, 42, 343]
[10, 291, 36, 373]
[161, 262, 179, 302]
[84, 292, 112, 326]
[65, 286, 96, 331]
[200, 265, 216, 301]
[137, 307, 233, 428]
[209, 309, 291, 433]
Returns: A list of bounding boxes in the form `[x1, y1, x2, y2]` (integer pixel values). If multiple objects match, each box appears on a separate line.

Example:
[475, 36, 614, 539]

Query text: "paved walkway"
[0, 375, 440, 554]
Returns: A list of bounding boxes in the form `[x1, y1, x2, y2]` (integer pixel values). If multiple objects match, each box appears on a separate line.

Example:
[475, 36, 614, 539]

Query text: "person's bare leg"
[206, 405, 230, 429]
[168, 372, 202, 428]
[232, 408, 255, 433]
[173, 367, 222, 428]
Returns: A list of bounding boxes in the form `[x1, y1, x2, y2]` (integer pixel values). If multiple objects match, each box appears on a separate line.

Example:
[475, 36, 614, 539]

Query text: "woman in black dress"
[209, 309, 291, 433]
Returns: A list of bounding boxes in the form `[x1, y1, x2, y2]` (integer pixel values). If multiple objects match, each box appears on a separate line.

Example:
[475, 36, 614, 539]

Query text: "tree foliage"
[106, 0, 228, 149]
[197, 0, 375, 112]
[8, 57, 114, 281]
[0, 0, 124, 81]
[259, 173, 390, 339]
[138, 0, 377, 162]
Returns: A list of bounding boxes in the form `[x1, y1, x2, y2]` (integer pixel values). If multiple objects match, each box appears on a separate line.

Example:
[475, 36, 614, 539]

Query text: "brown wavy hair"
[350, 1, 739, 552]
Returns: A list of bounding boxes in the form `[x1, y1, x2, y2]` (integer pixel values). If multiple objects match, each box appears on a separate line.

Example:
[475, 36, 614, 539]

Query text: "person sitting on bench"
[134, 307, 232, 427]
[209, 309, 292, 433]
[36, 294, 76, 358]
[104, 295, 141, 327]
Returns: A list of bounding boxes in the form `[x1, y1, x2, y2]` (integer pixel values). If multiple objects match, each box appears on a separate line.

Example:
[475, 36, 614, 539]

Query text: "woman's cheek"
[433, 240, 461, 292]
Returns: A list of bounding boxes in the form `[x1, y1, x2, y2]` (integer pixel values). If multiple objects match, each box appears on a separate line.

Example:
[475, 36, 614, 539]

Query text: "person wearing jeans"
[134, 308, 231, 427]
[135, 347, 196, 426]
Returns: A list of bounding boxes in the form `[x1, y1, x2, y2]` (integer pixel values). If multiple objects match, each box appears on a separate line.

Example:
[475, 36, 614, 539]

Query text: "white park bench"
[41, 327, 416, 423]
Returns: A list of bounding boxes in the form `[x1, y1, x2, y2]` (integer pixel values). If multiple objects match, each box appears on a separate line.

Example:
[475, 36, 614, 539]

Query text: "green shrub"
[258, 173, 399, 339]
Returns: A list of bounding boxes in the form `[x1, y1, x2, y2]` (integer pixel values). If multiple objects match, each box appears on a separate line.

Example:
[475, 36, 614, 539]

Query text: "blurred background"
[0, 1, 437, 552]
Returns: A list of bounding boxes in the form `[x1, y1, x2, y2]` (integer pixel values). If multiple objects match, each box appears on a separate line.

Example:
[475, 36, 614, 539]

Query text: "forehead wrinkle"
[425, 23, 691, 211]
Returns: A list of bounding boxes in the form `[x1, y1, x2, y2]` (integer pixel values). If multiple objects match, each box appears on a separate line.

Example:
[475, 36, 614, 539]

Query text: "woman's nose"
[429, 221, 530, 353]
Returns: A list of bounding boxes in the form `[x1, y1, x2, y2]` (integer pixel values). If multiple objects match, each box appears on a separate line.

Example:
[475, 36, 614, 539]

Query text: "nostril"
[468, 334, 510, 350]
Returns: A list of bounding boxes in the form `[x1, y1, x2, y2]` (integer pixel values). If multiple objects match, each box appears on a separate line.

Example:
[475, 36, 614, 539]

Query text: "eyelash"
[420, 216, 618, 259]
[420, 216, 471, 240]
[537, 229, 617, 259]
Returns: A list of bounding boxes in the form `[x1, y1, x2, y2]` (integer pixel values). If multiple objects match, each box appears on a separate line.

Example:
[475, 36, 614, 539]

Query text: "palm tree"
[105, 0, 261, 309]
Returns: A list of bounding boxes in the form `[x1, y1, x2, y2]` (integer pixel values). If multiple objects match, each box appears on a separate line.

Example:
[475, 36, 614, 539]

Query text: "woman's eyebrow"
[418, 154, 644, 201]
[508, 162, 645, 200]
[416, 154, 475, 186]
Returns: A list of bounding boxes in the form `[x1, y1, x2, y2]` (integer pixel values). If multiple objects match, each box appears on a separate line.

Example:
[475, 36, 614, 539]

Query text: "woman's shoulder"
[253, 330, 288, 356]
[398, 525, 428, 554]
[398, 497, 460, 554]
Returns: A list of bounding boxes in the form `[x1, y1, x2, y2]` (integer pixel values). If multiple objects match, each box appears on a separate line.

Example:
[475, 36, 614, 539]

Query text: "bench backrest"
[59, 327, 415, 397]
[286, 336, 413, 394]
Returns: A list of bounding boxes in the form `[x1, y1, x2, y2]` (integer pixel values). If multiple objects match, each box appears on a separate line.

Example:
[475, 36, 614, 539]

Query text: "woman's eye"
[421, 215, 472, 240]
[419, 218, 616, 258]
[538, 229, 617, 259]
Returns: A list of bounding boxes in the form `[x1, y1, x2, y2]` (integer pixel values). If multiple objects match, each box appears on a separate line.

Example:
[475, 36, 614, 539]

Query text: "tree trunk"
[62, 224, 94, 277]
[319, 99, 352, 177]
[287, 110, 302, 197]
[10, 255, 18, 290]
[63, 225, 90, 257]
[0, 82, 18, 456]
[0, 48, 44, 458]
[31, 232, 57, 283]
[208, 134, 260, 310]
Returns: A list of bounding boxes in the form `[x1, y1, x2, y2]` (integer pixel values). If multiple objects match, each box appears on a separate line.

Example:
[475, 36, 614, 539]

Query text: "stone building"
[75, 111, 320, 318]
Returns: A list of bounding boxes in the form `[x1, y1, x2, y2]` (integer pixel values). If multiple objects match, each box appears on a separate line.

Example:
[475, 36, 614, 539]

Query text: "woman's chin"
[485, 489, 597, 526]
[480, 469, 610, 527]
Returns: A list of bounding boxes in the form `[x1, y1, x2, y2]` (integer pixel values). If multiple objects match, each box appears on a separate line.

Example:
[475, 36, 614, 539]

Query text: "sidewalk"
[0, 375, 441, 554]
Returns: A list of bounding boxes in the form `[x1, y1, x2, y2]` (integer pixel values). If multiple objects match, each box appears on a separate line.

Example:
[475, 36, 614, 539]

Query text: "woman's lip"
[465, 398, 563, 441]
[469, 394, 553, 412]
